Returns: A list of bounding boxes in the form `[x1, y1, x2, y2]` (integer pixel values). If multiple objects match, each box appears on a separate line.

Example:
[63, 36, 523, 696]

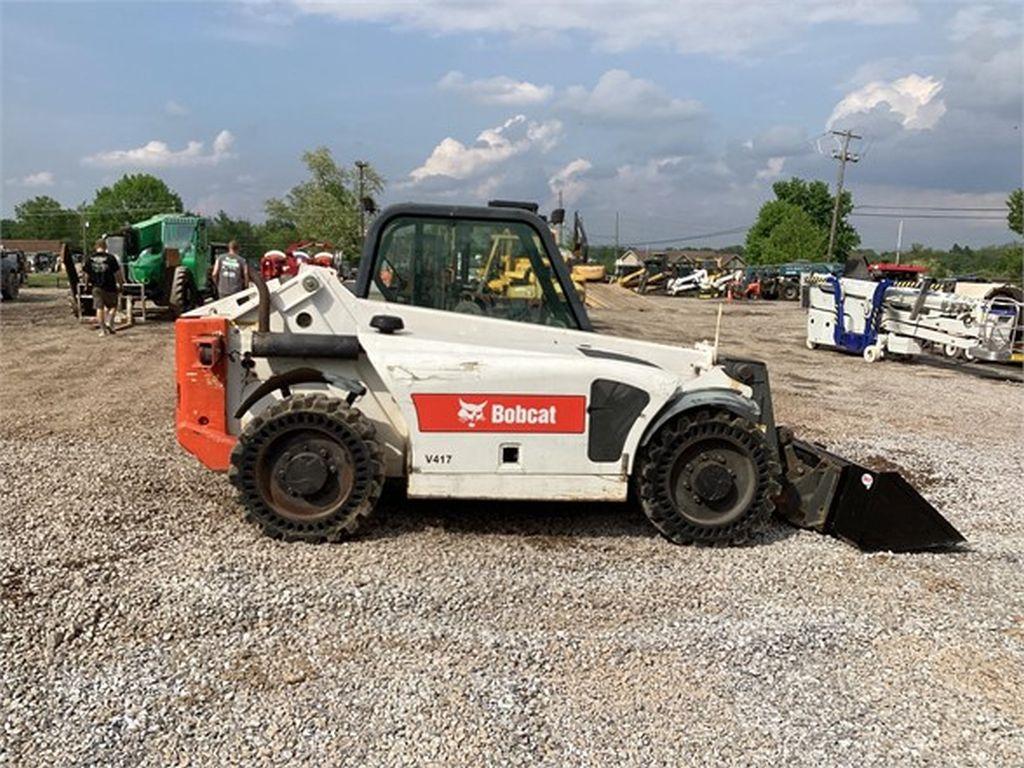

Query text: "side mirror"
[370, 314, 404, 334]
[549, 208, 565, 225]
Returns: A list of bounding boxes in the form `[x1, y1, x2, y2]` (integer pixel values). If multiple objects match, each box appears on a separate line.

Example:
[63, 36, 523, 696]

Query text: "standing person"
[212, 240, 249, 297]
[81, 238, 123, 336]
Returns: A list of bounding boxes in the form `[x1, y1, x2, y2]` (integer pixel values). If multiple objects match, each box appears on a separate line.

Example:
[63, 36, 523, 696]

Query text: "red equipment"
[260, 240, 337, 281]
[869, 263, 927, 282]
[259, 250, 298, 281]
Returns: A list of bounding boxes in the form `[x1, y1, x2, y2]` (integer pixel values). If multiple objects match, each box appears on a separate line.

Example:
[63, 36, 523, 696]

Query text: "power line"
[589, 225, 750, 247]
[851, 212, 1005, 220]
[12, 205, 185, 218]
[855, 205, 1005, 212]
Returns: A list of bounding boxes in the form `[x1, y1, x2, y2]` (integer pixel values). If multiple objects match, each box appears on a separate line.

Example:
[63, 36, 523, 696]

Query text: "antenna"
[713, 303, 724, 364]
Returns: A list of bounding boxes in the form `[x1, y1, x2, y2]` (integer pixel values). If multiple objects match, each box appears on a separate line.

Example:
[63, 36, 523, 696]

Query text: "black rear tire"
[636, 409, 780, 545]
[229, 394, 385, 542]
[781, 282, 799, 301]
[2, 271, 19, 300]
[168, 266, 197, 317]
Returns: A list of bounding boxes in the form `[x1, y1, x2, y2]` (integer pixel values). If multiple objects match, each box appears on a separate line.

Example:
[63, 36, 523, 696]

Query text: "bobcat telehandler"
[175, 203, 963, 552]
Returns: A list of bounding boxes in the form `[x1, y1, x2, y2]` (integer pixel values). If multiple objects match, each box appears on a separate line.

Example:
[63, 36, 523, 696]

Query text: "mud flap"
[774, 431, 965, 552]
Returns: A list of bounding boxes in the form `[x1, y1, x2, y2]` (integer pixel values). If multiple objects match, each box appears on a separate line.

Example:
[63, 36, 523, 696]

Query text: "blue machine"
[828, 276, 891, 354]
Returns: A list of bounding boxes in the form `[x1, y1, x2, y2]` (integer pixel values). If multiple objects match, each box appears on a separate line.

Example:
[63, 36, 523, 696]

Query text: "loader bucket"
[774, 432, 965, 552]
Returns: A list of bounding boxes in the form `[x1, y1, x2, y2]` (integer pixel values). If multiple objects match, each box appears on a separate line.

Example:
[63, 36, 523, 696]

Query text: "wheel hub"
[260, 431, 357, 522]
[282, 452, 329, 496]
[693, 462, 733, 503]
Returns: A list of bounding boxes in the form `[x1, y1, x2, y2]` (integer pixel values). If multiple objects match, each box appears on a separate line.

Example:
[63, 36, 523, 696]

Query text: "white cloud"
[438, 71, 553, 105]
[83, 130, 236, 168]
[291, 0, 917, 57]
[828, 74, 946, 130]
[755, 157, 786, 180]
[164, 99, 189, 116]
[947, 4, 1019, 42]
[408, 115, 562, 183]
[15, 171, 56, 187]
[548, 158, 592, 204]
[563, 69, 702, 122]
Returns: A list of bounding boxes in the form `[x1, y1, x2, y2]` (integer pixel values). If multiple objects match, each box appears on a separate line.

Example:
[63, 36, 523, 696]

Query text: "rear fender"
[234, 367, 366, 420]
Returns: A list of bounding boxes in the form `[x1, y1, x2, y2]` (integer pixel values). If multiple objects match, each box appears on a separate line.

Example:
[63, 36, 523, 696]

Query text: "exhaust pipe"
[774, 428, 965, 552]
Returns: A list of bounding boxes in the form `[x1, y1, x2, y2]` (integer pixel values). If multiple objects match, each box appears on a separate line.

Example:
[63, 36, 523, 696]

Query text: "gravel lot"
[2, 287, 1023, 767]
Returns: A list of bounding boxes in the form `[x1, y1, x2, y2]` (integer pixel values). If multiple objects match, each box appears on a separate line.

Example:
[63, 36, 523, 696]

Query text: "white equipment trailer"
[175, 203, 962, 552]
[807, 276, 1022, 364]
[666, 269, 742, 297]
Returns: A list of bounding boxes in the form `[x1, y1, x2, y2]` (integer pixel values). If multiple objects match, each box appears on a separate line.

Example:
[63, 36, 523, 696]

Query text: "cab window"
[368, 216, 578, 328]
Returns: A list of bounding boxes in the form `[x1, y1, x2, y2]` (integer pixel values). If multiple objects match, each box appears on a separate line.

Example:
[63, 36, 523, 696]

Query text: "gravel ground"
[2, 287, 1023, 767]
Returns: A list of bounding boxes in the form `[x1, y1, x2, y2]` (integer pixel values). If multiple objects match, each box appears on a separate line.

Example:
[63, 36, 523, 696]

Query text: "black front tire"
[2, 271, 19, 300]
[168, 266, 197, 317]
[229, 394, 385, 542]
[636, 409, 781, 545]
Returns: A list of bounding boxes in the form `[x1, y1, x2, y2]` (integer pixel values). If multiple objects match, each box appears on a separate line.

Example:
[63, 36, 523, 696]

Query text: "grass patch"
[25, 273, 68, 289]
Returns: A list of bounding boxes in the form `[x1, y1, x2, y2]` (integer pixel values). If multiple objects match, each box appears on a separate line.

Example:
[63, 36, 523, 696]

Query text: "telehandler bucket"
[775, 431, 965, 552]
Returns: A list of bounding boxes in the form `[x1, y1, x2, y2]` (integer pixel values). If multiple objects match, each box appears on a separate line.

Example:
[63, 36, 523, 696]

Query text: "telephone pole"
[826, 128, 861, 261]
[614, 211, 620, 258]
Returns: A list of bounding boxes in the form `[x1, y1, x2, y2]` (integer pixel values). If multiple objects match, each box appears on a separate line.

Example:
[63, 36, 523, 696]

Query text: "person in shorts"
[212, 240, 249, 297]
[81, 238, 124, 335]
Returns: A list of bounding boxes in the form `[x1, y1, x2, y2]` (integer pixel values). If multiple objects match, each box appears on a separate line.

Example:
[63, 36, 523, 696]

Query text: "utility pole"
[614, 211, 620, 259]
[826, 128, 861, 261]
[355, 160, 368, 242]
[895, 219, 904, 265]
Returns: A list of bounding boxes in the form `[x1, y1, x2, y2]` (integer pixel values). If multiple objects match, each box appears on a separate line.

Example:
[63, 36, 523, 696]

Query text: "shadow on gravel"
[368, 484, 656, 542]
[366, 483, 800, 547]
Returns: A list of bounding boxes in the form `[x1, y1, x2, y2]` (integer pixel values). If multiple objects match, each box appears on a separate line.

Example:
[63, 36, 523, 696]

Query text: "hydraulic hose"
[249, 269, 270, 333]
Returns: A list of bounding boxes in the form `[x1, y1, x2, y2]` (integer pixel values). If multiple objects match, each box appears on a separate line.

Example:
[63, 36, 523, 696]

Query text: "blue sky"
[2, 1, 1021, 249]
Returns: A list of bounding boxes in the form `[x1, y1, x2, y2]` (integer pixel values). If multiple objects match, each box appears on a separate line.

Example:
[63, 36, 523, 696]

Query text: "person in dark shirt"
[212, 240, 249, 298]
[81, 238, 123, 336]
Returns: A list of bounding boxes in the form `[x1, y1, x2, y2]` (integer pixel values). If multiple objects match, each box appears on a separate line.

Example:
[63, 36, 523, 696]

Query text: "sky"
[1, 0, 1021, 250]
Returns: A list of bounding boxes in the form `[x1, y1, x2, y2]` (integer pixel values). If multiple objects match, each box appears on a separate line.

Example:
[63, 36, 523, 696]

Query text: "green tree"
[767, 177, 860, 258]
[745, 199, 826, 264]
[1, 195, 81, 242]
[747, 201, 825, 264]
[1008, 188, 1023, 236]
[86, 174, 183, 241]
[266, 148, 384, 257]
[207, 210, 258, 248]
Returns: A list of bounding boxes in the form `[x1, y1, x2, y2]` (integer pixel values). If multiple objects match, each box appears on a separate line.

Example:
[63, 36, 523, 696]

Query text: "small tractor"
[175, 203, 963, 552]
[106, 214, 212, 316]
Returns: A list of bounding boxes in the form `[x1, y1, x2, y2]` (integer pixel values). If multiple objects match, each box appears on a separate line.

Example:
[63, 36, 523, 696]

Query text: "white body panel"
[193, 267, 752, 501]
[807, 277, 1022, 362]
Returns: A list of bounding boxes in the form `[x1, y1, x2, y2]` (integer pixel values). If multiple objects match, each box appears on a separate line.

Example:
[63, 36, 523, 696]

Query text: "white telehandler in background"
[175, 203, 963, 552]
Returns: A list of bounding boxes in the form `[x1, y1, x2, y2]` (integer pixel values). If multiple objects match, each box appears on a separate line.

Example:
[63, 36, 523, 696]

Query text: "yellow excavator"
[480, 230, 586, 301]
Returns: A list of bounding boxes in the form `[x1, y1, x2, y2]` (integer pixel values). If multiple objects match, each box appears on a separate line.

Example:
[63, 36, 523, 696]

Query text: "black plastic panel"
[587, 379, 650, 462]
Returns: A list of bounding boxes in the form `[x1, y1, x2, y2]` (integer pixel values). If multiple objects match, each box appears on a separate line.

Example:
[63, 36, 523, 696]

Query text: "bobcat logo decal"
[457, 399, 488, 428]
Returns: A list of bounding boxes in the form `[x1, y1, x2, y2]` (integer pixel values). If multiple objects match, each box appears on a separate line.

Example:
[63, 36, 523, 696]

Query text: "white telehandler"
[175, 203, 962, 552]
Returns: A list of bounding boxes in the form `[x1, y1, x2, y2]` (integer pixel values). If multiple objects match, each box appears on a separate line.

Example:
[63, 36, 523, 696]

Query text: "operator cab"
[355, 204, 591, 331]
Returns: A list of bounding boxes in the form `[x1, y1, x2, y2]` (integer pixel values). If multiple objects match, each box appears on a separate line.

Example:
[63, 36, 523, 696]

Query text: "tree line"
[2, 156, 1020, 280]
[0, 147, 383, 259]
